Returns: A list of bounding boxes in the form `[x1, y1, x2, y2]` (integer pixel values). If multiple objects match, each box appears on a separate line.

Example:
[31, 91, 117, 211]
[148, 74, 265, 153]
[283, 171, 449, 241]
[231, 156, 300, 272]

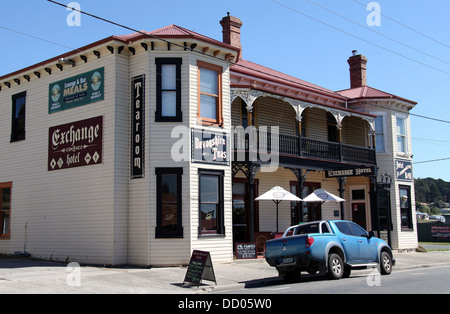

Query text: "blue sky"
[2, 0, 450, 181]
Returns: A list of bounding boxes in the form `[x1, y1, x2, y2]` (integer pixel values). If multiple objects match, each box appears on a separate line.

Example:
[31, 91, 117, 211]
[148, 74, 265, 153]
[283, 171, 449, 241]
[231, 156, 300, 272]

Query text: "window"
[335, 221, 352, 236]
[197, 61, 223, 126]
[349, 222, 368, 237]
[11, 92, 26, 142]
[327, 113, 338, 142]
[0, 182, 12, 239]
[156, 58, 182, 122]
[374, 115, 385, 153]
[396, 116, 407, 154]
[400, 186, 413, 230]
[155, 168, 183, 238]
[199, 169, 224, 236]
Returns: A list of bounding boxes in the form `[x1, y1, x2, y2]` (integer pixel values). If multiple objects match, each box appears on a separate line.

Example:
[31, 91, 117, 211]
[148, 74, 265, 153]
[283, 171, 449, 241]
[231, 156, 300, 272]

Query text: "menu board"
[183, 250, 216, 285]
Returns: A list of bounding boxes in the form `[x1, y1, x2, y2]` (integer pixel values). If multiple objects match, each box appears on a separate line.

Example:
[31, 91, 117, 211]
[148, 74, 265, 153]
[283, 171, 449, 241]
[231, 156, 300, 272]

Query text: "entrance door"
[232, 179, 259, 246]
[290, 182, 321, 223]
[351, 188, 367, 230]
[232, 196, 247, 243]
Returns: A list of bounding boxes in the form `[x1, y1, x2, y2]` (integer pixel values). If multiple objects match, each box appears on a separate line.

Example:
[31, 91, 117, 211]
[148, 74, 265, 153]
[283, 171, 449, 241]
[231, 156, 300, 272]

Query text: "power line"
[307, 0, 450, 67]
[42, 0, 450, 127]
[0, 25, 75, 50]
[415, 157, 450, 165]
[271, 0, 450, 76]
[352, 0, 450, 50]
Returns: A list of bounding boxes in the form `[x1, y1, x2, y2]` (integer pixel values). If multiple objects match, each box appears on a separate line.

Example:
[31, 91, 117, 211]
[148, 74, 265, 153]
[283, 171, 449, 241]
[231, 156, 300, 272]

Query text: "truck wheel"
[380, 251, 392, 275]
[327, 253, 344, 280]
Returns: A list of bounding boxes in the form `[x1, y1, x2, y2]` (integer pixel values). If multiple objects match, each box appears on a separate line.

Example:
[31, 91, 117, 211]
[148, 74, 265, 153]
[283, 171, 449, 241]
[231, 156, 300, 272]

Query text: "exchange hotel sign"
[48, 116, 103, 171]
[49, 68, 104, 114]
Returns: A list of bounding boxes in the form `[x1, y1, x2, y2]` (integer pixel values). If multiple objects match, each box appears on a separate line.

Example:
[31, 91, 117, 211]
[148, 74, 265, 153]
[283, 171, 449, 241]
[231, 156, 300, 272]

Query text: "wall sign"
[131, 75, 145, 179]
[191, 129, 228, 165]
[395, 159, 413, 181]
[48, 116, 103, 171]
[325, 166, 376, 178]
[235, 243, 257, 259]
[49, 67, 104, 113]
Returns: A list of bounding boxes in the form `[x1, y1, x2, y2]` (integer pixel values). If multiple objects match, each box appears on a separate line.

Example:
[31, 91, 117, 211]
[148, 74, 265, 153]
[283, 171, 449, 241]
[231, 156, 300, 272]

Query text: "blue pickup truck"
[265, 220, 395, 281]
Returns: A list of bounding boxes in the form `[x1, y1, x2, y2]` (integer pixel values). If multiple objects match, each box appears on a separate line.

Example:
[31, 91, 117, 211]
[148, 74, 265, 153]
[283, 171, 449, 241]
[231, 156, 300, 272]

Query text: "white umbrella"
[303, 188, 345, 204]
[255, 186, 302, 232]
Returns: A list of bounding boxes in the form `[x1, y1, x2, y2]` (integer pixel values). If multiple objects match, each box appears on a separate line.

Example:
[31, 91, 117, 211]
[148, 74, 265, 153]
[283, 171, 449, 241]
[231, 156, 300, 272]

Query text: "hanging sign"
[395, 159, 413, 182]
[48, 116, 103, 171]
[191, 129, 229, 165]
[131, 75, 145, 179]
[49, 67, 104, 114]
[183, 250, 217, 285]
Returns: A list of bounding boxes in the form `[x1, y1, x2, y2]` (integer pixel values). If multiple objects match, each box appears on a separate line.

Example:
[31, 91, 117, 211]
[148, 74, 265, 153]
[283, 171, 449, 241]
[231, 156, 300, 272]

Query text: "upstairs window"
[197, 61, 223, 126]
[396, 116, 407, 154]
[11, 92, 26, 142]
[374, 115, 385, 153]
[156, 58, 182, 122]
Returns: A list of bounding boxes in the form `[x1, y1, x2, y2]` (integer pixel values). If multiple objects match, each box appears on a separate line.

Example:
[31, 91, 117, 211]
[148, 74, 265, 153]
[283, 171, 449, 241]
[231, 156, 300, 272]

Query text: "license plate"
[283, 257, 294, 264]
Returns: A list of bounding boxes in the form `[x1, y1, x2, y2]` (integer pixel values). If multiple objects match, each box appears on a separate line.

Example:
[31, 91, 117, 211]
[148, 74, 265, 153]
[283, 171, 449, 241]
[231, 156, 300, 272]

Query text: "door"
[348, 222, 378, 262]
[232, 197, 246, 243]
[352, 203, 366, 230]
[334, 221, 361, 262]
[351, 188, 367, 230]
[232, 179, 259, 246]
[290, 182, 321, 223]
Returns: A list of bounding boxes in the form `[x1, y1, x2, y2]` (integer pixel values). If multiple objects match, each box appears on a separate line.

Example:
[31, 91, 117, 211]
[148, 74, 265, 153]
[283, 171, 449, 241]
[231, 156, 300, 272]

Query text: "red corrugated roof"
[115, 24, 239, 53]
[337, 86, 417, 104]
[231, 59, 347, 100]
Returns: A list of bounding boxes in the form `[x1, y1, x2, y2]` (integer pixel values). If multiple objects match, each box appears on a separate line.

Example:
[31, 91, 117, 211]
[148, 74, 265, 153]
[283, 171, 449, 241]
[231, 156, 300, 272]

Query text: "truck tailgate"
[265, 235, 308, 265]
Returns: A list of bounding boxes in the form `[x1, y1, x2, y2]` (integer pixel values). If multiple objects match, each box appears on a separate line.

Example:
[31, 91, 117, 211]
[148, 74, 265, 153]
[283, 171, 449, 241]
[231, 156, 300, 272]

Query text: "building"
[0, 15, 417, 266]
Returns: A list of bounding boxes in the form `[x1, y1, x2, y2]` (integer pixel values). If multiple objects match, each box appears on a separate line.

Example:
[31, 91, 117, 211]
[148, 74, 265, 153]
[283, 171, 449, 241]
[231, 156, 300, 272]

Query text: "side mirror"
[368, 231, 375, 238]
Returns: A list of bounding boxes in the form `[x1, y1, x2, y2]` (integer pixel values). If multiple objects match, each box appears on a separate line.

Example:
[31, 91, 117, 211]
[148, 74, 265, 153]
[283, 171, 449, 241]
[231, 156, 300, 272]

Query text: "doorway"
[290, 182, 321, 223]
[351, 187, 367, 230]
[232, 179, 259, 246]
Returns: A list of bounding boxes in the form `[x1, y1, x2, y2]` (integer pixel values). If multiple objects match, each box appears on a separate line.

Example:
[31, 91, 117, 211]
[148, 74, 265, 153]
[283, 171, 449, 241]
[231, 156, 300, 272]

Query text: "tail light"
[305, 236, 314, 248]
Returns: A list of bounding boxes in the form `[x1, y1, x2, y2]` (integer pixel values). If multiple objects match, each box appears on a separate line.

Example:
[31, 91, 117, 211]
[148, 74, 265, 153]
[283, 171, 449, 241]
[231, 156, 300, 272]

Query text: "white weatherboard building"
[0, 15, 417, 266]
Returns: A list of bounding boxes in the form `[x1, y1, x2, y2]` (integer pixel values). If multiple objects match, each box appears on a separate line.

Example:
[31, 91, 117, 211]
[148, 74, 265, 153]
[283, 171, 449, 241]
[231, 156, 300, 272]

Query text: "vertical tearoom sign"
[131, 75, 145, 179]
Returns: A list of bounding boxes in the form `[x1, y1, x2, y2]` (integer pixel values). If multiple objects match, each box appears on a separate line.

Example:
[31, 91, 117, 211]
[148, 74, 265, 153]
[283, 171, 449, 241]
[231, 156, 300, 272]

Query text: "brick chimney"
[347, 50, 368, 88]
[220, 13, 243, 52]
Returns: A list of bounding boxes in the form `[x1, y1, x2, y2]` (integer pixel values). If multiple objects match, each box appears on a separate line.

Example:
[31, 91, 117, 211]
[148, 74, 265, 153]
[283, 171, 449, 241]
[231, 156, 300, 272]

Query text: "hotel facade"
[0, 15, 417, 266]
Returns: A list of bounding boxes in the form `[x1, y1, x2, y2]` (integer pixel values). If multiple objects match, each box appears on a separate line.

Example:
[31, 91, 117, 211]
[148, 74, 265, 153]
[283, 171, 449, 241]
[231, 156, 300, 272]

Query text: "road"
[220, 265, 450, 294]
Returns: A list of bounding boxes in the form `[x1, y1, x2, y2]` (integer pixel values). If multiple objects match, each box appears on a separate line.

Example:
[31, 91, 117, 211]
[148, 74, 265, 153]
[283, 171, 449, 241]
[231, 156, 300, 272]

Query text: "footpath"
[0, 250, 449, 294]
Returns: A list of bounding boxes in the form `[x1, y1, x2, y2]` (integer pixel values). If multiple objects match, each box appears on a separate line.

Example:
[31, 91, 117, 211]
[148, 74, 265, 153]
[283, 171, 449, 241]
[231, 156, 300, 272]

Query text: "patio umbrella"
[303, 188, 345, 204]
[255, 186, 302, 232]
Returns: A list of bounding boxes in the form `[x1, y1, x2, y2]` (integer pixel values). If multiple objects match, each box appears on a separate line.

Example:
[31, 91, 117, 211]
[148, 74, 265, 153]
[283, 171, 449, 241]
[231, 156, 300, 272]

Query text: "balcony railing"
[233, 129, 376, 166]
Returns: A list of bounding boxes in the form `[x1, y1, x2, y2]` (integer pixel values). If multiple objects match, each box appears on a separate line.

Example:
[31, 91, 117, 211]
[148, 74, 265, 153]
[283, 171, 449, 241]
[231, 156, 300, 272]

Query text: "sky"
[1, 0, 450, 181]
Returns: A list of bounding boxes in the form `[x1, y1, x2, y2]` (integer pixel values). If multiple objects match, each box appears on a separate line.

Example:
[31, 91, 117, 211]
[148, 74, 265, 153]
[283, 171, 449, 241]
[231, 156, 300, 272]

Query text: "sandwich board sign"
[183, 250, 217, 285]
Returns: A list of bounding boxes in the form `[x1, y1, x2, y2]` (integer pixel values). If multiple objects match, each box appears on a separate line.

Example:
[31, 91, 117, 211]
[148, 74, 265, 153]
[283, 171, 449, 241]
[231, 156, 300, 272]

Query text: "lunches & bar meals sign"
[48, 116, 103, 171]
[49, 68, 104, 114]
